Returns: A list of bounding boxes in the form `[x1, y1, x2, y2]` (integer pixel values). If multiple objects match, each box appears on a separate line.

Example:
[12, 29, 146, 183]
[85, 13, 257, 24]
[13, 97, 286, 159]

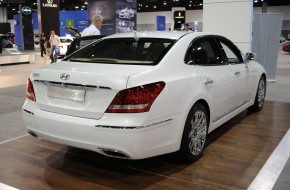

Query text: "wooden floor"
[0, 101, 289, 190]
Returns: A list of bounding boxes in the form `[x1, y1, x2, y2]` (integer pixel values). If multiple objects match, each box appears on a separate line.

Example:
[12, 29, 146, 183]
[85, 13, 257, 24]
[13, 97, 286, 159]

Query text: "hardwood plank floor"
[0, 101, 289, 190]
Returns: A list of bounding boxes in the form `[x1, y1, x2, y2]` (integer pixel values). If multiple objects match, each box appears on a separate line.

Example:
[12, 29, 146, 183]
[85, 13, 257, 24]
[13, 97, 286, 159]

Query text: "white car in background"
[23, 32, 266, 162]
[59, 36, 73, 56]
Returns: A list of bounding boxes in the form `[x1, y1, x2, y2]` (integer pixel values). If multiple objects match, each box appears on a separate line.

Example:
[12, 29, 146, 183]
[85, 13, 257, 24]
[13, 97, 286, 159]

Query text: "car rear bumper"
[22, 101, 184, 159]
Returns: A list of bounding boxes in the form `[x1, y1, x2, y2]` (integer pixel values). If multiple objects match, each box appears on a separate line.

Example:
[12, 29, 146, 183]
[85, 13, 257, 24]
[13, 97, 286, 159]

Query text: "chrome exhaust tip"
[27, 129, 38, 138]
[98, 148, 129, 159]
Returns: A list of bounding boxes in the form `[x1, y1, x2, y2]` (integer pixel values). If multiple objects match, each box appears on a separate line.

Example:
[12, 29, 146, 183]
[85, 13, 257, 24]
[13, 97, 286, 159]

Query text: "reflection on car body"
[23, 32, 267, 162]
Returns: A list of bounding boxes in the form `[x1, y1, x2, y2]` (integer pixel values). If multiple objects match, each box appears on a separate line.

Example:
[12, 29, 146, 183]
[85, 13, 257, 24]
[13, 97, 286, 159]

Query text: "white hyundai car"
[23, 32, 266, 162]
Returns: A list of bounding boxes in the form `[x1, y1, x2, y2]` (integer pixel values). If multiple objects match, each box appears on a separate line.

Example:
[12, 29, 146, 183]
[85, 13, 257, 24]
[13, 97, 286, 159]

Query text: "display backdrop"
[60, 10, 88, 36]
[88, 0, 116, 35]
[115, 0, 137, 33]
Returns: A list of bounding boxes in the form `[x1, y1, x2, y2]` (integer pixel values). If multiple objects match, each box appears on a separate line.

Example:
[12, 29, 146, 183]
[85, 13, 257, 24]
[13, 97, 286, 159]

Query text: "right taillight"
[106, 81, 165, 113]
[26, 79, 36, 102]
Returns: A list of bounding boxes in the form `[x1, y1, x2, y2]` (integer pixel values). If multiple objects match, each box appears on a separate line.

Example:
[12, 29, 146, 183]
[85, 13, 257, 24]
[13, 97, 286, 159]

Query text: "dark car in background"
[1, 35, 13, 48]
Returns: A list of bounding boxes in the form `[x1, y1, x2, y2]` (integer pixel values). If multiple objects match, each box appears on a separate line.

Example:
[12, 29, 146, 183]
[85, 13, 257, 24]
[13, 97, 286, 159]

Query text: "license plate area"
[47, 84, 86, 102]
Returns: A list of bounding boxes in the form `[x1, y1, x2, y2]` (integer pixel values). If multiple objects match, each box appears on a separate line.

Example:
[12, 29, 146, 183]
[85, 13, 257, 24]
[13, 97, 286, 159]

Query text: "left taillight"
[26, 79, 36, 102]
[106, 81, 165, 113]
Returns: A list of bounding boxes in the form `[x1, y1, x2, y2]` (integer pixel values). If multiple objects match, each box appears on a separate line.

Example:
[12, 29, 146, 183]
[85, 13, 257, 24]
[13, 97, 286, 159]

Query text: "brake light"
[106, 81, 165, 113]
[26, 79, 36, 102]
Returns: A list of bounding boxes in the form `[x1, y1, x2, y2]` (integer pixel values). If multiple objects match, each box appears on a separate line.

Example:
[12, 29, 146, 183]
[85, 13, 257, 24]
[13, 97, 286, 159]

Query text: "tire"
[251, 76, 266, 111]
[178, 103, 209, 162]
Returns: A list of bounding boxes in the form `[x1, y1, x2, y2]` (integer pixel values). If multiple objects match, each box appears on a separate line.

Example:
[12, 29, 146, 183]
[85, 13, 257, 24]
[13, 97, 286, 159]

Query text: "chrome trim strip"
[213, 99, 250, 122]
[23, 109, 34, 115]
[34, 80, 111, 89]
[95, 118, 173, 130]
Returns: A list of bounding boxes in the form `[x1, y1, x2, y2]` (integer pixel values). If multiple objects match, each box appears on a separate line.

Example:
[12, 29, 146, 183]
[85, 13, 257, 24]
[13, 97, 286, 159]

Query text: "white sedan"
[58, 36, 73, 56]
[23, 32, 266, 162]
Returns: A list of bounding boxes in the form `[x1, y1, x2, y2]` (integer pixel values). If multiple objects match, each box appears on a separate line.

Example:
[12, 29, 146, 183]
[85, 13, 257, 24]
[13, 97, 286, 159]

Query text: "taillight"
[106, 81, 165, 113]
[26, 79, 36, 102]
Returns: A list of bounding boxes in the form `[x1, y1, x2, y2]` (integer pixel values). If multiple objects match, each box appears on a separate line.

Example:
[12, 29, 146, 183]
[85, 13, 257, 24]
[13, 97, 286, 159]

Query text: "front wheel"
[178, 103, 209, 162]
[251, 76, 266, 111]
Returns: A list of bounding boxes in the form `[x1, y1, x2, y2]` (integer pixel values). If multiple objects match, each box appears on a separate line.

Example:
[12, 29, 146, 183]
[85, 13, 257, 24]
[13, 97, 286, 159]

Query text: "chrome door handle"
[235, 71, 241, 75]
[204, 79, 213, 85]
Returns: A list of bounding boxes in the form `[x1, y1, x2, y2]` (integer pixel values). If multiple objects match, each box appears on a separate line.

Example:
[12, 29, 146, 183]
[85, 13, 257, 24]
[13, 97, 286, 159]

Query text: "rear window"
[65, 38, 175, 65]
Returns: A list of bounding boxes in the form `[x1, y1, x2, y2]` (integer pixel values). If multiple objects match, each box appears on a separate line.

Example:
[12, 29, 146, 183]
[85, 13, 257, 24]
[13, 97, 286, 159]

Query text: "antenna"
[133, 31, 139, 41]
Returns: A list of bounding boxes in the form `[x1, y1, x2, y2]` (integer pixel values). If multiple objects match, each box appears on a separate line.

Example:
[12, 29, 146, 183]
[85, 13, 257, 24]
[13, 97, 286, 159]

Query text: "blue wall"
[60, 10, 88, 36]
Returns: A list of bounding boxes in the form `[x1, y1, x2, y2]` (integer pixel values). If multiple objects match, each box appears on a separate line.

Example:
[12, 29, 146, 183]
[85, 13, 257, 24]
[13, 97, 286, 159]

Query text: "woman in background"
[40, 32, 46, 57]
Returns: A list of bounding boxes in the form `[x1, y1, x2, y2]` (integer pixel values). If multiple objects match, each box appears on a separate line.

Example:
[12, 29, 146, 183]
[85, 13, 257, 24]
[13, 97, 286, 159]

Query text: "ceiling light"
[84, 1, 88, 4]
[154, 6, 157, 8]
[75, 6, 79, 9]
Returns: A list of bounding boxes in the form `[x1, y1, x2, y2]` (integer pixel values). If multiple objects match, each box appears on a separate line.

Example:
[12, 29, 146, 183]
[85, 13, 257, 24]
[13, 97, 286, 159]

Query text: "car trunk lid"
[31, 61, 150, 119]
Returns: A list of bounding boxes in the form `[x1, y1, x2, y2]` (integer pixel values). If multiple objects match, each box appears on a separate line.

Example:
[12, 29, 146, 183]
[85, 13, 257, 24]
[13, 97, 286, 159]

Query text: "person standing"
[44, 39, 51, 64]
[49, 30, 60, 63]
[182, 23, 191, 31]
[40, 32, 46, 57]
[81, 14, 103, 37]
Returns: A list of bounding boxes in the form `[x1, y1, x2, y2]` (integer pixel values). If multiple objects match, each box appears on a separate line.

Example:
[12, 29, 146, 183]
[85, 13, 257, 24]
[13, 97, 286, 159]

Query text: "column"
[203, 0, 253, 53]
[37, 0, 60, 39]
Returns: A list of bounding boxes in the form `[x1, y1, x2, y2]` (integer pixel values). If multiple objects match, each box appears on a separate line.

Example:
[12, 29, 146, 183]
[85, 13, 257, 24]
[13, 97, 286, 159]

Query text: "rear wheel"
[178, 103, 209, 162]
[251, 76, 266, 111]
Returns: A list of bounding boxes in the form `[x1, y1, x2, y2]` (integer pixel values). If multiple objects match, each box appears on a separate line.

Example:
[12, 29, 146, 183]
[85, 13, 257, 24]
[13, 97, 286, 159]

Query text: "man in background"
[182, 23, 191, 31]
[81, 14, 103, 36]
[49, 30, 60, 63]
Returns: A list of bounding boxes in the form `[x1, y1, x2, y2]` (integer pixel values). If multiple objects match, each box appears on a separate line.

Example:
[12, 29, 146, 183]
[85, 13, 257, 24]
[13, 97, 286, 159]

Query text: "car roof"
[103, 31, 215, 40]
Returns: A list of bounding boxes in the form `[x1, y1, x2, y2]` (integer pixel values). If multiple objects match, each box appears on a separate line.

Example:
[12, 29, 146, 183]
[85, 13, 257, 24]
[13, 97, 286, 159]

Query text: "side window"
[217, 37, 243, 64]
[185, 37, 224, 66]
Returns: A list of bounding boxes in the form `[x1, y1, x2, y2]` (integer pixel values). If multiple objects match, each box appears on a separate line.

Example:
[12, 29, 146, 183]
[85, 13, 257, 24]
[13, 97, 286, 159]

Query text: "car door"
[216, 36, 251, 108]
[185, 36, 236, 123]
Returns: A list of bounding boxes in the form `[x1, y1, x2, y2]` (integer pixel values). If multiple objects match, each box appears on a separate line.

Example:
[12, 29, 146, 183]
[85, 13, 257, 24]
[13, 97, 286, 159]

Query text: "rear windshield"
[65, 38, 175, 65]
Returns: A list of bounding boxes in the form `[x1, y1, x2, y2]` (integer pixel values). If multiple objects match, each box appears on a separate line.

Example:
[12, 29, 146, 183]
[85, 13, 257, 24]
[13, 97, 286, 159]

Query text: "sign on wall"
[156, 16, 166, 31]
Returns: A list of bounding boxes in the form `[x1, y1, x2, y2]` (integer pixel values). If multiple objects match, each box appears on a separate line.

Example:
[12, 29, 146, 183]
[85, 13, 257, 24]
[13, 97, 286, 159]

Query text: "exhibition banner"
[88, 0, 116, 35]
[115, 0, 137, 33]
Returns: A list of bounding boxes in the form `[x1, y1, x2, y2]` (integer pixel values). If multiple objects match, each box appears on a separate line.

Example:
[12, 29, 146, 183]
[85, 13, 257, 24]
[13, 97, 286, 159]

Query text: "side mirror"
[245, 52, 256, 61]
